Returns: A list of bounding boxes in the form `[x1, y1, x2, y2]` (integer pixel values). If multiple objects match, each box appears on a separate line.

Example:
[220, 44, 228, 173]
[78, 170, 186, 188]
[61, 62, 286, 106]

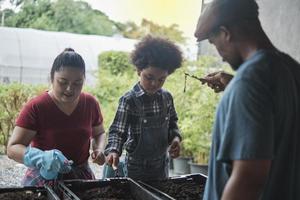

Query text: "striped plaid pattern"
[105, 83, 181, 155]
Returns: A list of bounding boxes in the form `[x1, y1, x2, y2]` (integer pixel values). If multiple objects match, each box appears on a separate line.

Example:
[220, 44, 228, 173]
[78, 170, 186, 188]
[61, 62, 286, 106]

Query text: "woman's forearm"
[92, 132, 106, 151]
[7, 144, 27, 164]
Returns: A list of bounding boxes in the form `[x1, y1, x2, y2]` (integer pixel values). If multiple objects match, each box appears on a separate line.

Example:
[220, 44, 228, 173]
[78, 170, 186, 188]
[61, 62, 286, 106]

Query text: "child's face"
[138, 66, 169, 94]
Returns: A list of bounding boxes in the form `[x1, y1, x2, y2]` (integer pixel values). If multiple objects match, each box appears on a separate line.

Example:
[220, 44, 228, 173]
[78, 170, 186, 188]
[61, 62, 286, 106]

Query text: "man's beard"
[229, 57, 243, 71]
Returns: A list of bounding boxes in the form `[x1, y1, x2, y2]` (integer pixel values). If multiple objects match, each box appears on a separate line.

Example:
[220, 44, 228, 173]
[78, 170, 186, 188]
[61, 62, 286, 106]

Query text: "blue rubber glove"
[24, 146, 73, 180]
[23, 146, 44, 168]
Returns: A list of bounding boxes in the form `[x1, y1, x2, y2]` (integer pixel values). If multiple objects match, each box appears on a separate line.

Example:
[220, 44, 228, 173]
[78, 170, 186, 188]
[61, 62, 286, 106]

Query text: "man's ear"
[219, 26, 232, 42]
[137, 69, 141, 76]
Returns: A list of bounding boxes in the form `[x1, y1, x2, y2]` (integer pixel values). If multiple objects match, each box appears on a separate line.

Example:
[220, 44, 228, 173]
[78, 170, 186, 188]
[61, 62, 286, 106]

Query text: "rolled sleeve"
[104, 97, 130, 156]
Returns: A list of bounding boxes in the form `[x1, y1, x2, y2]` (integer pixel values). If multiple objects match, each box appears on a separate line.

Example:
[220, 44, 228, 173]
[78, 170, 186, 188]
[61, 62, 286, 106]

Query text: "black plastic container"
[139, 173, 207, 200]
[57, 177, 164, 200]
[0, 185, 60, 200]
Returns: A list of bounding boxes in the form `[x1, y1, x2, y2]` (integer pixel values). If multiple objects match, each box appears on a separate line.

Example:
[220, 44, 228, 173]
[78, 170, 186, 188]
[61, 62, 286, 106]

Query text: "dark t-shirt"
[204, 50, 300, 200]
[16, 92, 103, 165]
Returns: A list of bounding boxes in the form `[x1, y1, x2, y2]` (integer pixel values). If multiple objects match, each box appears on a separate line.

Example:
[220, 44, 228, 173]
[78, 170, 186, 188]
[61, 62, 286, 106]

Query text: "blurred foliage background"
[0, 51, 228, 164]
[0, 0, 228, 164]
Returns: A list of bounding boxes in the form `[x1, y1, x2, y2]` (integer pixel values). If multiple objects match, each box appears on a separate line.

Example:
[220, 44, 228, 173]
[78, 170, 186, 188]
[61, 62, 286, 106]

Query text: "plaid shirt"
[104, 83, 181, 155]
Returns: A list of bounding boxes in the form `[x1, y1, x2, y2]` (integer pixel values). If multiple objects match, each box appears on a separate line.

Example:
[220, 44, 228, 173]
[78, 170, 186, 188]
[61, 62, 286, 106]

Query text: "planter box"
[139, 173, 207, 200]
[189, 162, 208, 176]
[173, 157, 192, 175]
[0, 186, 59, 200]
[56, 178, 163, 200]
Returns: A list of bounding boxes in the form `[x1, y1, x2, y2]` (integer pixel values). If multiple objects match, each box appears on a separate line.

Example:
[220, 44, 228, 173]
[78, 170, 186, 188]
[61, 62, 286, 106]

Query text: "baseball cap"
[195, 0, 259, 41]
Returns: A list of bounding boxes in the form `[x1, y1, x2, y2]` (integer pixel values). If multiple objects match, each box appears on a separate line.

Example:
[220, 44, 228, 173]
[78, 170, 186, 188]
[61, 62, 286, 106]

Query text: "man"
[194, 0, 300, 199]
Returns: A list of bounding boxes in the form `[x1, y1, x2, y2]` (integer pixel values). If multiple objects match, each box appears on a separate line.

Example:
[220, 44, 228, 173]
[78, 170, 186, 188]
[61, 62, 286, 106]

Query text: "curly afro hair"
[131, 35, 183, 74]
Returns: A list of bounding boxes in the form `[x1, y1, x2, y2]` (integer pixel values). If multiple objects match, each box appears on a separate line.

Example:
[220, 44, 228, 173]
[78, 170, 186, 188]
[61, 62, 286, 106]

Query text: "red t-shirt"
[16, 91, 103, 165]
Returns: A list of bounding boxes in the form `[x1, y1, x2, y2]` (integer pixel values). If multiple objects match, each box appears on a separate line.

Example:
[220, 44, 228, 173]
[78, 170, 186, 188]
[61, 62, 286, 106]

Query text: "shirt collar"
[132, 82, 162, 98]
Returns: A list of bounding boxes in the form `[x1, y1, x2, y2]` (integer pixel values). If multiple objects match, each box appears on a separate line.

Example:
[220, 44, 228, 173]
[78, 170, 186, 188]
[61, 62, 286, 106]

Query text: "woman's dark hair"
[131, 35, 183, 74]
[50, 48, 85, 81]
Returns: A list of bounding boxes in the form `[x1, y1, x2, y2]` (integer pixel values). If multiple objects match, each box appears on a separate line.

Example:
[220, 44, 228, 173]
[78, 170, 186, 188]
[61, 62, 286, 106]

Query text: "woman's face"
[51, 66, 85, 103]
[138, 66, 169, 94]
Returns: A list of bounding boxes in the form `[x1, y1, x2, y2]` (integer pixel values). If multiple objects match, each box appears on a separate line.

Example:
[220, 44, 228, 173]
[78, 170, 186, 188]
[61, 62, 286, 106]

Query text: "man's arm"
[221, 159, 271, 200]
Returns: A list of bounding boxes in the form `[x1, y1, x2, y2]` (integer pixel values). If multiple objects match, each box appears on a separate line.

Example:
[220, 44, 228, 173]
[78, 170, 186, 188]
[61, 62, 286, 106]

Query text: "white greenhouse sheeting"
[0, 27, 137, 85]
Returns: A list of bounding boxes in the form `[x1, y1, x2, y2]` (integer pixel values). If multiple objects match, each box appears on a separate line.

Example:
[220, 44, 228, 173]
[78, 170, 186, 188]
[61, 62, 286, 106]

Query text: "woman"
[7, 48, 106, 186]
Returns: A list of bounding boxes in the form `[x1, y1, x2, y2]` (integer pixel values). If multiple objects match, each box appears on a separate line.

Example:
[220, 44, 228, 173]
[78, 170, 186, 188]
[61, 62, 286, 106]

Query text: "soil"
[147, 178, 205, 200]
[0, 189, 48, 200]
[74, 185, 135, 200]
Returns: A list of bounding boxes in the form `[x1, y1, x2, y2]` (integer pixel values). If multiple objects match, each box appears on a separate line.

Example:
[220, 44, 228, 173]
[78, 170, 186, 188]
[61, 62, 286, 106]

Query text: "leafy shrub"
[98, 51, 134, 76]
[164, 57, 222, 163]
[85, 69, 136, 128]
[0, 84, 47, 153]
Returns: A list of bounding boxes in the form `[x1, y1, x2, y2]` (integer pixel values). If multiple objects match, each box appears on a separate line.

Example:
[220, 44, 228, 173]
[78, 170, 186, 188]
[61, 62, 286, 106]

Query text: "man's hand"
[168, 137, 181, 158]
[200, 71, 233, 93]
[91, 149, 105, 165]
[106, 152, 119, 170]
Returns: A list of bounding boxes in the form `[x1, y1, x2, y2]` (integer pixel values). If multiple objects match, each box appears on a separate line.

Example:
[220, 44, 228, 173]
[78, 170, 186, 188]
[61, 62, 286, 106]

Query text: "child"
[104, 35, 183, 181]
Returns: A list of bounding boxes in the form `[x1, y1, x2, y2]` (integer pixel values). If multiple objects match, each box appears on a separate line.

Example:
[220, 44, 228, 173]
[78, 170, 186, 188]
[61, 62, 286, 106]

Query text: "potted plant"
[189, 141, 210, 175]
[189, 155, 209, 175]
[172, 141, 193, 175]
[185, 86, 218, 176]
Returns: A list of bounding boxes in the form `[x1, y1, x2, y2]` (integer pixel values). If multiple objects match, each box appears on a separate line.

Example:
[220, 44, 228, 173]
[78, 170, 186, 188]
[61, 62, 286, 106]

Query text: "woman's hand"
[168, 137, 181, 158]
[23, 147, 73, 180]
[91, 149, 105, 165]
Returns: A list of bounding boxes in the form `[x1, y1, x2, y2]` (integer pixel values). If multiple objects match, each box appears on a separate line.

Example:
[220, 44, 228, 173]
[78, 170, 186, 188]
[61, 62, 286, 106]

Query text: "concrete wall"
[198, 0, 300, 63]
[258, 0, 300, 62]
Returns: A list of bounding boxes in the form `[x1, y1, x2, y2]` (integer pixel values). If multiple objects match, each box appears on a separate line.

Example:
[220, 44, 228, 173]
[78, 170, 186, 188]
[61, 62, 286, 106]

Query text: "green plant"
[0, 83, 47, 154]
[98, 51, 134, 76]
[85, 68, 136, 129]
[164, 56, 225, 164]
[5, 0, 120, 36]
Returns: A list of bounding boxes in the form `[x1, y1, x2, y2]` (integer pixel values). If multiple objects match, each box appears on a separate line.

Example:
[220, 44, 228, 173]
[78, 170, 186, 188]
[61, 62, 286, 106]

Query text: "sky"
[84, 0, 203, 41]
[0, 0, 203, 41]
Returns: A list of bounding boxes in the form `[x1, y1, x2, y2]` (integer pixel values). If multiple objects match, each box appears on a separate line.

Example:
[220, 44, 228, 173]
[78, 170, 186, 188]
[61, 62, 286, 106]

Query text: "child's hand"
[91, 149, 105, 166]
[168, 137, 181, 158]
[106, 152, 119, 170]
